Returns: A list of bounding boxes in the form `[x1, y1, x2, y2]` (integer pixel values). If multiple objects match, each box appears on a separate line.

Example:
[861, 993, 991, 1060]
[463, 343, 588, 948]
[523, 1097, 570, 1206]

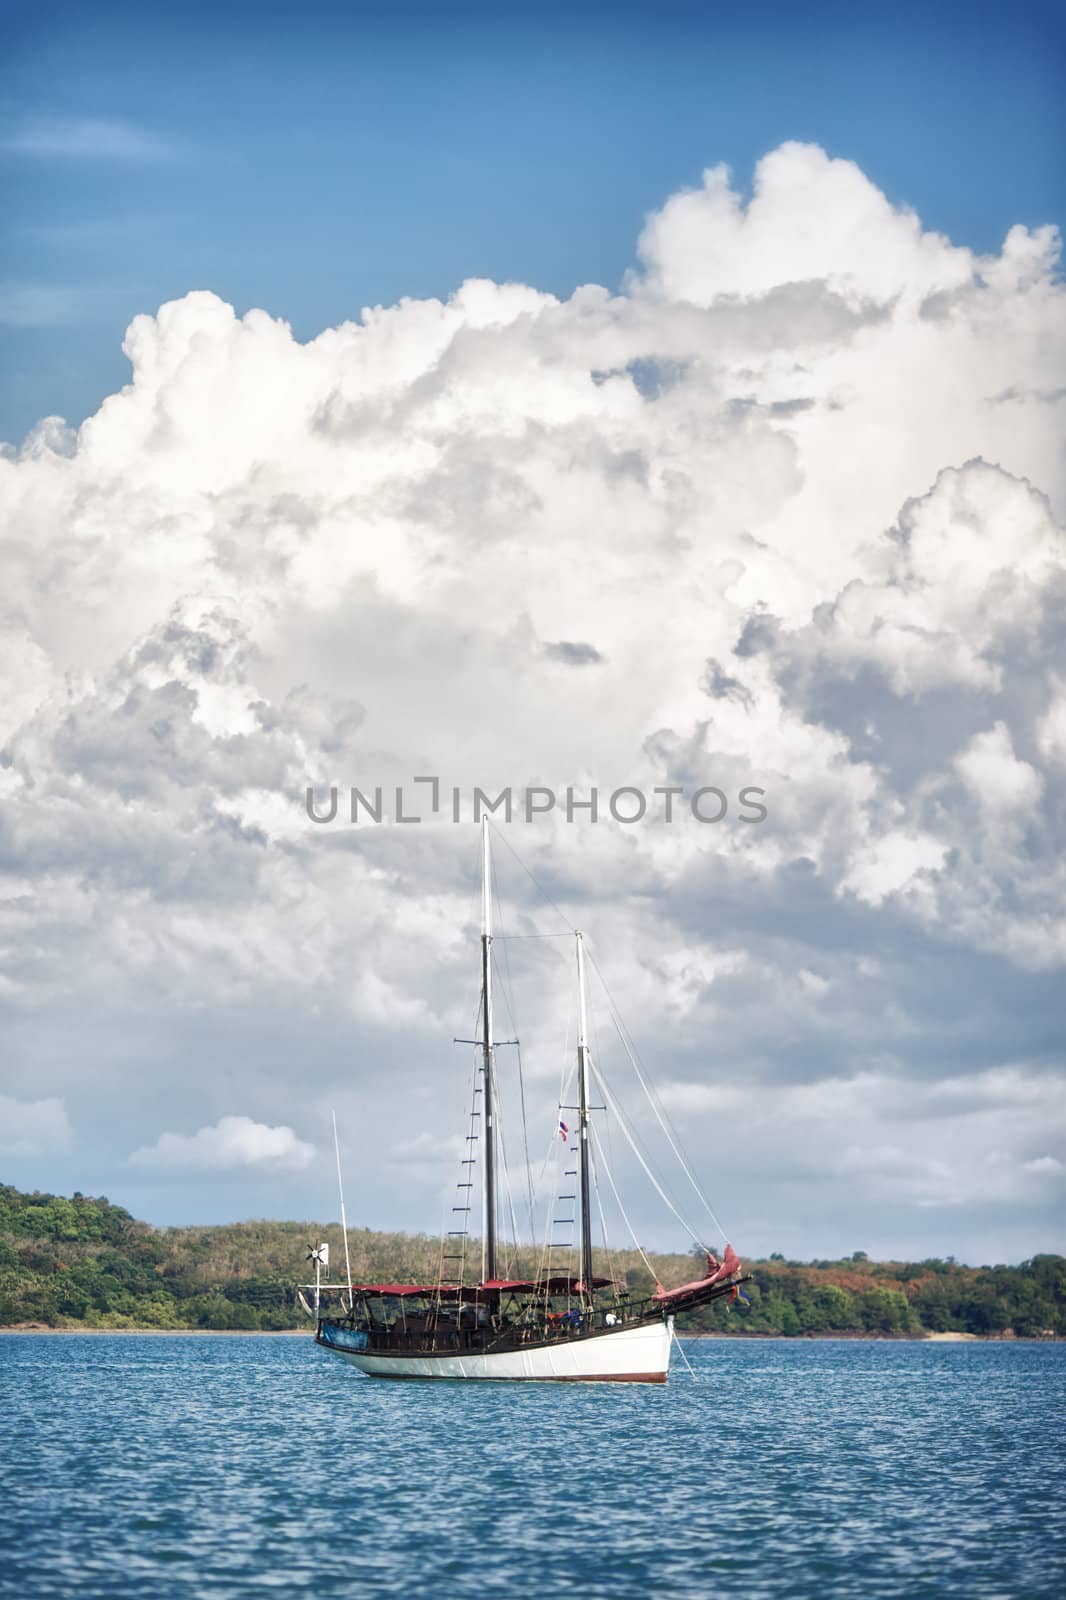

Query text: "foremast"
[480, 819, 497, 1285]
[575, 932, 595, 1310]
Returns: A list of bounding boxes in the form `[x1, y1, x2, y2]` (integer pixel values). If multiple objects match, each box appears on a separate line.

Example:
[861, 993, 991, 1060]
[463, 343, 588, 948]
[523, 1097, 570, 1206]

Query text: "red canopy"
[481, 1276, 614, 1293]
[350, 1284, 460, 1299]
[348, 1275, 615, 1299]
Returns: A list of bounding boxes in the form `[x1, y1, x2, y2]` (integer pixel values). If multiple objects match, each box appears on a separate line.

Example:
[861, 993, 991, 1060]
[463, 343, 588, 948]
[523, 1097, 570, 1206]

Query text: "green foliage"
[1, 1183, 1063, 1336]
[663, 1247, 1064, 1339]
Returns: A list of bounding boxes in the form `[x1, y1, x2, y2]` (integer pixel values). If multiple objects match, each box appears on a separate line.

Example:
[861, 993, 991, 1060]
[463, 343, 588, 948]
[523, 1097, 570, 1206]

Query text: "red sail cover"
[653, 1243, 741, 1302]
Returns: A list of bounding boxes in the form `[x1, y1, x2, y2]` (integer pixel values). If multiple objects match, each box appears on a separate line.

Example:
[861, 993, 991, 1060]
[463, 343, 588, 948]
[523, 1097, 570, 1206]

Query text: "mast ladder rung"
[447, 1230, 467, 1236]
[452, 1206, 470, 1212]
[461, 1159, 475, 1166]
[558, 1194, 576, 1200]
[456, 1182, 473, 1188]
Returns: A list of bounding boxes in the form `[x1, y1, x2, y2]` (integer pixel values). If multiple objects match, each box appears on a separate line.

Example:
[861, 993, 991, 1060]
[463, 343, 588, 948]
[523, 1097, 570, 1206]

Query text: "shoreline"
[2, 1325, 1059, 1342]
[0, 1325, 311, 1336]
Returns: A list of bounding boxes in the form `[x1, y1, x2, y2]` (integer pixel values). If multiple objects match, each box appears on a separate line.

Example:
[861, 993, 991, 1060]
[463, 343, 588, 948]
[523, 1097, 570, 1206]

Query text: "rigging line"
[467, 995, 489, 1288]
[493, 1062, 523, 1271]
[601, 1004, 715, 1251]
[331, 1110, 354, 1315]
[581, 942, 712, 1234]
[487, 820, 578, 936]
[590, 1122, 659, 1286]
[446, 1040, 482, 1289]
[528, 1038, 575, 1202]
[589, 1130, 622, 1293]
[532, 994, 578, 1286]
[488, 856, 519, 1033]
[590, 947, 708, 1188]
[595, 1101, 624, 1293]
[671, 1323, 697, 1378]
[532, 1094, 562, 1285]
[588, 1056, 704, 1249]
[458, 1048, 482, 1289]
[488, 865, 537, 1245]
[532, 1099, 565, 1218]
[537, 1119, 568, 1287]
[537, 1061, 577, 1288]
[486, 880, 519, 1269]
[595, 946, 729, 1241]
[586, 979, 621, 1285]
[527, 1004, 574, 1209]
[514, 1042, 536, 1244]
[434, 1087, 457, 1292]
[584, 992, 706, 1251]
[487, 833, 564, 1268]
[588, 947, 729, 1246]
[601, 1078, 628, 1290]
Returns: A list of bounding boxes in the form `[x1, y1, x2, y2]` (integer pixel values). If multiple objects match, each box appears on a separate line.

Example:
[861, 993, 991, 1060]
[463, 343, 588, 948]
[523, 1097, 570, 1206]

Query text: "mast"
[575, 932, 595, 1307]
[480, 819, 497, 1285]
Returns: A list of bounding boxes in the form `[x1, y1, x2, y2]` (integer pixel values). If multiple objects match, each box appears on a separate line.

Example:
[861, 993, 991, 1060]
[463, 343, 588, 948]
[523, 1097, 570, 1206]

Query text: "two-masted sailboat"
[306, 822, 746, 1381]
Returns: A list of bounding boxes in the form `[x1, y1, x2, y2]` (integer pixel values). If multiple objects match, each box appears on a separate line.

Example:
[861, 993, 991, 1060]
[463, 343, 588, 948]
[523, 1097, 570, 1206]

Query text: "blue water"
[1, 1336, 1063, 1599]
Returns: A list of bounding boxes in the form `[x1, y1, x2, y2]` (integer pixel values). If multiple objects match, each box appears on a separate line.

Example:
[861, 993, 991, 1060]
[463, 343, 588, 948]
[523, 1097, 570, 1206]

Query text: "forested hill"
[1, 1183, 1063, 1336]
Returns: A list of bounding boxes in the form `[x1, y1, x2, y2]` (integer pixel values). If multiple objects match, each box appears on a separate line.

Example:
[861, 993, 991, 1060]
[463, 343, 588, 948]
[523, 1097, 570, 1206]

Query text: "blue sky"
[2, 0, 1064, 445]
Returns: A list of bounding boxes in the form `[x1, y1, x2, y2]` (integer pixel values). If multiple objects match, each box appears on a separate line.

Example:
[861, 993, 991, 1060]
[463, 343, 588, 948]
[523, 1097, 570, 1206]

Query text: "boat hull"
[320, 1316, 674, 1382]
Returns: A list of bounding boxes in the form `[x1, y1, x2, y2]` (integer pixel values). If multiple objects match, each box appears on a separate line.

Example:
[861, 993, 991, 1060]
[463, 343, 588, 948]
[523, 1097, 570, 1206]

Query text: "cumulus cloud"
[0, 1097, 73, 1158]
[0, 142, 1063, 1257]
[127, 1116, 314, 1173]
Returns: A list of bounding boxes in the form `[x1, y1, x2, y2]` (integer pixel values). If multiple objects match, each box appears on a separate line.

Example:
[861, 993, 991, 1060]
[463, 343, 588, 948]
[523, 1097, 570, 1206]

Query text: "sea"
[1, 1334, 1063, 1599]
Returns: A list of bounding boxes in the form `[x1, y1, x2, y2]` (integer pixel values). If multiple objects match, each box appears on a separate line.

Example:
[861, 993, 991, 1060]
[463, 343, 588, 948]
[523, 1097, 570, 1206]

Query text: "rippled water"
[1, 1334, 1063, 1598]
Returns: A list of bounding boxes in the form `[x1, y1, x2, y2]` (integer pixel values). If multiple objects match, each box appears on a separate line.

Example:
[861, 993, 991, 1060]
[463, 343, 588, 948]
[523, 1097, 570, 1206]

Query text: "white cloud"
[955, 723, 1044, 817]
[636, 142, 975, 308]
[660, 1068, 1066, 1220]
[1036, 679, 1066, 766]
[1, 142, 1063, 1257]
[5, 117, 178, 163]
[0, 1096, 73, 1157]
[127, 1116, 314, 1173]
[843, 830, 948, 907]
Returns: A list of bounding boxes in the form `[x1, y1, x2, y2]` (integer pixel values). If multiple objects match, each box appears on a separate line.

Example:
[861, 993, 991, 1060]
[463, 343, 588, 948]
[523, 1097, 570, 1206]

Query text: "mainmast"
[575, 932, 595, 1308]
[480, 819, 497, 1285]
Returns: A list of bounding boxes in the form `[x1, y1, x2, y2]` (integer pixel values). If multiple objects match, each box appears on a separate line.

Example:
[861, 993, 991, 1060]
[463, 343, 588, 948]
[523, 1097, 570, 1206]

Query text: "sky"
[1, 1, 1064, 1265]
[2, 0, 1065, 441]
